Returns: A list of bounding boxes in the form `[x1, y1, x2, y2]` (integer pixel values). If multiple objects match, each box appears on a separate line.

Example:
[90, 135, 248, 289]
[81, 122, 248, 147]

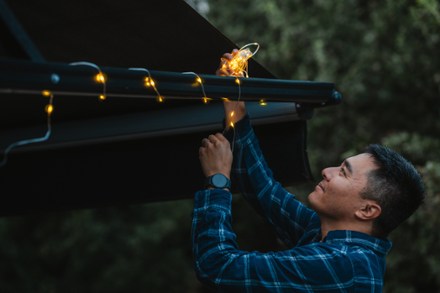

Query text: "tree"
[205, 0, 440, 291]
[0, 0, 438, 292]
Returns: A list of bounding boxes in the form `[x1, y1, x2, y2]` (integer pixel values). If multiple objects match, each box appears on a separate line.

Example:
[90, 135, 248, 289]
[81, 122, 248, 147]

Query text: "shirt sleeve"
[224, 115, 319, 247]
[191, 189, 354, 292]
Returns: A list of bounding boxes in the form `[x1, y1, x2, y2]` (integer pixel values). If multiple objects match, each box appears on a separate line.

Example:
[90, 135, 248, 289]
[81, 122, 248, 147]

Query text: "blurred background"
[0, 0, 439, 292]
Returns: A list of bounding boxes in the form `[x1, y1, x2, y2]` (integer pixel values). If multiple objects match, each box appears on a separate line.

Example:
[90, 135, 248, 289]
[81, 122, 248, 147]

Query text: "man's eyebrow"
[343, 159, 353, 175]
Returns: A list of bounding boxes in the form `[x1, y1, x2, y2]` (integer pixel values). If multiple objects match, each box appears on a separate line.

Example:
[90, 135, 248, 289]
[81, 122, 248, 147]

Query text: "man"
[191, 51, 425, 292]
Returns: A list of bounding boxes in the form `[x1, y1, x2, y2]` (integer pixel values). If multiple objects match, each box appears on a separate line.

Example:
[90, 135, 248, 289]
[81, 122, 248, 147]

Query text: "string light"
[202, 97, 212, 104]
[129, 67, 164, 103]
[182, 72, 210, 104]
[221, 42, 260, 78]
[223, 43, 260, 130]
[218, 42, 260, 145]
[0, 90, 54, 168]
[1, 44, 263, 167]
[70, 61, 107, 101]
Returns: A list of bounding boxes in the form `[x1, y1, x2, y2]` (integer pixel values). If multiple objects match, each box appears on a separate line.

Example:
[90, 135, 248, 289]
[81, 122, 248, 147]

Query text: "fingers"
[203, 133, 226, 145]
[199, 133, 233, 177]
[221, 49, 238, 60]
[200, 133, 228, 149]
[216, 49, 240, 76]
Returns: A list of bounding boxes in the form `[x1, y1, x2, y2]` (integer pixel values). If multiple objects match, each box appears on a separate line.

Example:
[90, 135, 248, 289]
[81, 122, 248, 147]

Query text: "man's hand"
[216, 49, 246, 128]
[199, 133, 232, 179]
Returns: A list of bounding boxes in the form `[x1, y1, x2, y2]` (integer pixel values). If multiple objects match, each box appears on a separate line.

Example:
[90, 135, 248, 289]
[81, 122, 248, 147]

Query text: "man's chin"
[307, 192, 316, 206]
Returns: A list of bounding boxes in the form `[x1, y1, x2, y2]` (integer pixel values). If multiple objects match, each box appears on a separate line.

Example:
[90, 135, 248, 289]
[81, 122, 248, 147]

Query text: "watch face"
[212, 173, 228, 188]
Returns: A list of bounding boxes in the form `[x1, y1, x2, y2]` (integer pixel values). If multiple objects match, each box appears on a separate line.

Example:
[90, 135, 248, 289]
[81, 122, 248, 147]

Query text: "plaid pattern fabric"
[192, 115, 392, 292]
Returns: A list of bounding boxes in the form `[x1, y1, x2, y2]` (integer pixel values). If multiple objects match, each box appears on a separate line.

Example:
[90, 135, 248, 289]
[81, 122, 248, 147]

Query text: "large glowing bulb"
[228, 49, 252, 74]
[221, 43, 259, 77]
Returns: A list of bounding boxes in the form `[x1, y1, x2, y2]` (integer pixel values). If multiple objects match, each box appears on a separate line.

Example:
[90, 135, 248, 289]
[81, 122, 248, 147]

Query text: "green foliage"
[206, 0, 440, 291]
[0, 201, 198, 293]
[0, 0, 439, 292]
[380, 132, 440, 292]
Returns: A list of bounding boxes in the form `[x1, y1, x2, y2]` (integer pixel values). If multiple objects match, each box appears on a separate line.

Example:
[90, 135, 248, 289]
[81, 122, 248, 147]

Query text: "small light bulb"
[235, 78, 241, 85]
[259, 99, 267, 106]
[45, 104, 54, 115]
[41, 90, 52, 97]
[157, 96, 164, 103]
[202, 97, 211, 104]
[222, 97, 230, 102]
[99, 94, 106, 101]
[230, 111, 235, 117]
[229, 121, 235, 128]
[95, 73, 106, 83]
[196, 77, 202, 84]
[144, 77, 151, 87]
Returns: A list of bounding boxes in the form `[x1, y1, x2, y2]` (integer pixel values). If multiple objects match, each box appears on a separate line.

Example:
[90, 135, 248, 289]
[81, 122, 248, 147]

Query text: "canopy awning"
[0, 0, 341, 216]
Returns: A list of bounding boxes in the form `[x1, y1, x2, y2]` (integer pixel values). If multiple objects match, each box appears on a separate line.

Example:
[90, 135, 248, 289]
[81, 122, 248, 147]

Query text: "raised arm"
[216, 50, 318, 246]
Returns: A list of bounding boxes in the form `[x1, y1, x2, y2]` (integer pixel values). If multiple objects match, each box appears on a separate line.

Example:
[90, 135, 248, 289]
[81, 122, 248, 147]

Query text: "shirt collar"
[323, 230, 392, 256]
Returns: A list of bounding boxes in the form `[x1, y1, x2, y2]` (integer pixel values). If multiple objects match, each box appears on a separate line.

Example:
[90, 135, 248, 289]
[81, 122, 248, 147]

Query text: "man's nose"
[322, 167, 337, 180]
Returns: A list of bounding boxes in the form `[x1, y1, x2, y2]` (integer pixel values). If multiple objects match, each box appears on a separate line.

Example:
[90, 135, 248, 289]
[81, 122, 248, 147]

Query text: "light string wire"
[70, 61, 107, 101]
[0, 44, 259, 167]
[181, 72, 210, 104]
[0, 90, 54, 168]
[129, 67, 164, 102]
[0, 61, 106, 168]
[221, 42, 260, 153]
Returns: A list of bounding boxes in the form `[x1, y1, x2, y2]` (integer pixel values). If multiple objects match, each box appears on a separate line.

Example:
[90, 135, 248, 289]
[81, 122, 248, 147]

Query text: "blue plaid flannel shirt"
[192, 115, 392, 292]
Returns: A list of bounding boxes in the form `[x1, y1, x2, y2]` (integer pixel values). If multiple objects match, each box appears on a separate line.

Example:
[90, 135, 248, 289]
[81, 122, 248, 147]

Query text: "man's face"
[308, 153, 378, 221]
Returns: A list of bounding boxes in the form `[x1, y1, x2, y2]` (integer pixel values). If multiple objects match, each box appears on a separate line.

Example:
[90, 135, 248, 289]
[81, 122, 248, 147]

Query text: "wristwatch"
[205, 173, 231, 190]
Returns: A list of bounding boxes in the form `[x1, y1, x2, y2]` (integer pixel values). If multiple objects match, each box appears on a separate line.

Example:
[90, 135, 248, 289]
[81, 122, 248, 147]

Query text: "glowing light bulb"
[45, 104, 54, 115]
[41, 90, 52, 97]
[202, 97, 211, 104]
[259, 99, 267, 106]
[99, 94, 106, 101]
[95, 72, 106, 83]
[235, 78, 241, 85]
[230, 111, 235, 118]
[221, 43, 259, 77]
[228, 52, 247, 73]
[229, 121, 235, 128]
[157, 96, 164, 103]
[196, 77, 202, 84]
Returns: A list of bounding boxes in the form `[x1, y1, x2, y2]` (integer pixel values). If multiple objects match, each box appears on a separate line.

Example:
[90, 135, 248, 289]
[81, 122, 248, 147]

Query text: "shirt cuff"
[194, 188, 232, 210]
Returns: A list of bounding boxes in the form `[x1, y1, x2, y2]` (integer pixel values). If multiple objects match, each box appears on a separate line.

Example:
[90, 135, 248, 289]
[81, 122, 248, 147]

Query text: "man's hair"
[360, 144, 425, 237]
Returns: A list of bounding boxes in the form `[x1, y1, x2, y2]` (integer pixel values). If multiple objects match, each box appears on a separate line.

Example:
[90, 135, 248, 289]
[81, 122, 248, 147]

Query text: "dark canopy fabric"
[0, 0, 316, 216]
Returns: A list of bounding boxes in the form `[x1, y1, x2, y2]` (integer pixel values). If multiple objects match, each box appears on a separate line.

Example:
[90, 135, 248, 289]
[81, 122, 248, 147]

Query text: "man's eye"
[340, 168, 346, 176]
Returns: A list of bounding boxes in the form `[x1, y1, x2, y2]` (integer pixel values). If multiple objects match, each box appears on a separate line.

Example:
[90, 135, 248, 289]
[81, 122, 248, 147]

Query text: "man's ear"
[355, 201, 382, 221]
